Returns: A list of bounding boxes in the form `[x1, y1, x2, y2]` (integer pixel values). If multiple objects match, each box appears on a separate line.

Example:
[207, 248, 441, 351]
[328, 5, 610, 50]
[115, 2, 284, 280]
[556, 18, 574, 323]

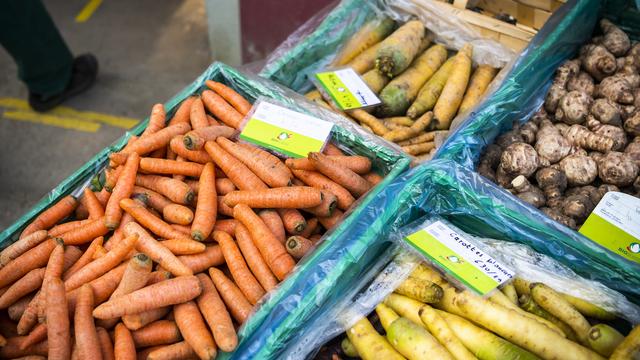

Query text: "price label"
[239, 100, 334, 159]
[314, 68, 381, 110]
[404, 221, 515, 295]
[579, 192, 640, 264]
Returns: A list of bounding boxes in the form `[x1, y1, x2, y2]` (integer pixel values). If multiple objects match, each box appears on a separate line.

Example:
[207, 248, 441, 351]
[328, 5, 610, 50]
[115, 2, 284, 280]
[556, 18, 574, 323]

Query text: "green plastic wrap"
[0, 62, 410, 359]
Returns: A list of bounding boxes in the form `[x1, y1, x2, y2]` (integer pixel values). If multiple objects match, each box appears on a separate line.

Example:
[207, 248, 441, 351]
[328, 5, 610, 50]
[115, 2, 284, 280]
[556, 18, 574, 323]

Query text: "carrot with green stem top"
[83, 187, 105, 219]
[20, 195, 78, 239]
[458, 64, 497, 114]
[131, 320, 182, 348]
[57, 217, 110, 245]
[286, 236, 315, 260]
[168, 97, 195, 126]
[201, 90, 243, 129]
[160, 239, 205, 255]
[216, 137, 292, 188]
[234, 204, 295, 281]
[308, 152, 371, 197]
[124, 222, 192, 277]
[142, 104, 166, 138]
[375, 20, 425, 77]
[75, 285, 103, 360]
[162, 204, 194, 226]
[332, 16, 396, 66]
[105, 152, 140, 229]
[169, 136, 213, 164]
[114, 323, 136, 360]
[0, 230, 48, 269]
[407, 56, 456, 119]
[140, 158, 203, 177]
[215, 231, 265, 304]
[205, 80, 253, 115]
[189, 97, 209, 130]
[93, 275, 202, 319]
[196, 273, 237, 352]
[204, 141, 267, 190]
[292, 169, 355, 210]
[135, 174, 195, 205]
[177, 246, 224, 274]
[235, 224, 278, 291]
[433, 44, 473, 129]
[259, 210, 286, 244]
[174, 301, 217, 360]
[0, 239, 55, 289]
[121, 198, 190, 241]
[191, 163, 217, 241]
[183, 125, 237, 151]
[223, 187, 323, 209]
[46, 277, 71, 360]
[208, 268, 252, 324]
[110, 123, 191, 165]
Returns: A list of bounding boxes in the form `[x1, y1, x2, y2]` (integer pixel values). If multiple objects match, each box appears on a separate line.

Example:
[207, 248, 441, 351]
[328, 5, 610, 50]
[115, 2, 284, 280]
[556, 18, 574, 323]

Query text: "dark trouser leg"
[0, 0, 73, 97]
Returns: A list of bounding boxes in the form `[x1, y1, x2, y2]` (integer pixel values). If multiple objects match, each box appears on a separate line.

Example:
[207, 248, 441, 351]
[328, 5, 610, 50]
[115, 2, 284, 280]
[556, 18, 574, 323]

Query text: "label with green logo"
[314, 68, 381, 110]
[239, 100, 334, 159]
[579, 192, 640, 264]
[404, 221, 515, 296]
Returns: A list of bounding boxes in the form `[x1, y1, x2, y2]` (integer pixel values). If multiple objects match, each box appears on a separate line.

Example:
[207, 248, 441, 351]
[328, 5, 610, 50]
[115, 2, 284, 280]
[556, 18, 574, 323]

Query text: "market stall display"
[0, 62, 410, 359]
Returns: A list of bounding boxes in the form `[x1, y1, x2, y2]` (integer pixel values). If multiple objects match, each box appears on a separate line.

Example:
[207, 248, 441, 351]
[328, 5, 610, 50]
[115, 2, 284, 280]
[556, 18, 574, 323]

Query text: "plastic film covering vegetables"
[0, 62, 410, 358]
[281, 217, 640, 360]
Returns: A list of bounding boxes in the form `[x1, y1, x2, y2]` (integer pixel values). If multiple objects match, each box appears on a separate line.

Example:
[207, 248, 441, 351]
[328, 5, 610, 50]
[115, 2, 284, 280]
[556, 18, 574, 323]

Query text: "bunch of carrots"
[0, 80, 383, 359]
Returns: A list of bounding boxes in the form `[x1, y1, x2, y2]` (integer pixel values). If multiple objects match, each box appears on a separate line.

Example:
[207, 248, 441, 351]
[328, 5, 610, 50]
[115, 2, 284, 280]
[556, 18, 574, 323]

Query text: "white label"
[592, 192, 640, 239]
[314, 68, 381, 110]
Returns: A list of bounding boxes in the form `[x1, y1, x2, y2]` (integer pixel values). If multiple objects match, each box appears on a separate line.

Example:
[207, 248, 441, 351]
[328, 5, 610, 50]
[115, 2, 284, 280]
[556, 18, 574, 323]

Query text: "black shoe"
[29, 53, 99, 112]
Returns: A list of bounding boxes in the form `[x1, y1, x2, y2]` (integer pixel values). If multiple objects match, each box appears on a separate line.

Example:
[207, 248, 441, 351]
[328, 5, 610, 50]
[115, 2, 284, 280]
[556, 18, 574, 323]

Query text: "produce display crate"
[0, 62, 411, 358]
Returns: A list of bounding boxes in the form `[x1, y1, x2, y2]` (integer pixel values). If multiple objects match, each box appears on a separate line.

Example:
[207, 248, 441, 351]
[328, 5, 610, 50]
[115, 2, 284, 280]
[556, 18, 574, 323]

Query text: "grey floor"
[0, 0, 212, 229]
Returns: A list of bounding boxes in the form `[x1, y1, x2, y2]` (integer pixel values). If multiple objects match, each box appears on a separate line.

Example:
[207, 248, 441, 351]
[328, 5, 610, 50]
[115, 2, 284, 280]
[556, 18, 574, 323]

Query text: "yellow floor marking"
[75, 0, 103, 23]
[3, 110, 100, 133]
[0, 98, 139, 129]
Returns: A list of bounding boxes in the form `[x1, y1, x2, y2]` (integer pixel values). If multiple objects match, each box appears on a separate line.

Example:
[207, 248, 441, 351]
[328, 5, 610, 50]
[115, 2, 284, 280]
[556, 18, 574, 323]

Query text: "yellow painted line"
[3, 110, 101, 133]
[0, 98, 139, 129]
[75, 0, 103, 23]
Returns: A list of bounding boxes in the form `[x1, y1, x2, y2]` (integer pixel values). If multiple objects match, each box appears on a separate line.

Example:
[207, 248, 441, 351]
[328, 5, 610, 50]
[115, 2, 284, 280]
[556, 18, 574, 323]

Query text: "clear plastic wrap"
[281, 216, 640, 360]
[0, 62, 411, 360]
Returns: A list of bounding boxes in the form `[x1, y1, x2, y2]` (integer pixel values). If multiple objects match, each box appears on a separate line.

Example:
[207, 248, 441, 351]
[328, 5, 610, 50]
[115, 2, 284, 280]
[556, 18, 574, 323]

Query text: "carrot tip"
[293, 222, 307, 235]
[191, 231, 205, 242]
[185, 191, 195, 205]
[183, 136, 195, 150]
[105, 220, 119, 231]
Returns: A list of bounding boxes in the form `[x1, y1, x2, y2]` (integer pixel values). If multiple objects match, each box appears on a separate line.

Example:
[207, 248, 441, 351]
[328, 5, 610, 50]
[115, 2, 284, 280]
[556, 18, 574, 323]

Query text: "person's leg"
[0, 0, 73, 97]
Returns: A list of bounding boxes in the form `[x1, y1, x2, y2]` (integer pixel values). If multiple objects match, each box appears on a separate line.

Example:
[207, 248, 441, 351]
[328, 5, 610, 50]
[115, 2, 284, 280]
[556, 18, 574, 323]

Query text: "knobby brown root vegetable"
[562, 193, 595, 223]
[600, 19, 630, 57]
[596, 75, 634, 104]
[597, 151, 639, 186]
[511, 175, 546, 208]
[563, 124, 615, 153]
[567, 72, 595, 96]
[590, 98, 621, 125]
[535, 167, 567, 204]
[555, 91, 592, 124]
[593, 124, 627, 150]
[559, 153, 598, 186]
[500, 143, 540, 177]
[582, 45, 617, 81]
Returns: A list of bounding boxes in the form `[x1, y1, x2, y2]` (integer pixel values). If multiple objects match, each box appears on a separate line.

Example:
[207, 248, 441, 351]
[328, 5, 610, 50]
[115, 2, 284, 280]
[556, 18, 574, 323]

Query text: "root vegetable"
[386, 317, 454, 360]
[562, 193, 595, 223]
[495, 164, 516, 188]
[407, 57, 455, 119]
[534, 120, 571, 163]
[582, 45, 617, 81]
[376, 303, 399, 330]
[541, 207, 577, 229]
[458, 64, 498, 114]
[567, 72, 595, 96]
[590, 98, 621, 125]
[433, 44, 473, 130]
[375, 20, 425, 77]
[394, 276, 443, 304]
[346, 317, 405, 360]
[597, 151, 639, 186]
[331, 16, 397, 66]
[511, 176, 546, 208]
[610, 325, 640, 360]
[559, 152, 598, 186]
[519, 122, 538, 144]
[545, 85, 567, 113]
[625, 111, 640, 136]
[593, 124, 627, 150]
[341, 338, 359, 358]
[596, 75, 634, 104]
[418, 304, 476, 360]
[555, 91, 592, 125]
[535, 167, 567, 203]
[600, 19, 630, 57]
[500, 143, 540, 177]
[625, 137, 640, 166]
[555, 59, 581, 89]
[588, 324, 624, 357]
[519, 294, 577, 340]
[496, 127, 525, 149]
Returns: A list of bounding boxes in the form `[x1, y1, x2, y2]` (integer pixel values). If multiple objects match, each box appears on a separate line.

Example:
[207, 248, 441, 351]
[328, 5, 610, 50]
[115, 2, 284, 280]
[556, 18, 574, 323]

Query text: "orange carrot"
[0, 230, 48, 269]
[217, 196, 234, 217]
[95, 187, 112, 205]
[204, 141, 267, 191]
[201, 90, 243, 129]
[36, 239, 66, 322]
[122, 271, 172, 331]
[205, 80, 252, 115]
[215, 178, 236, 195]
[233, 204, 295, 281]
[318, 209, 344, 229]
[208, 268, 252, 324]
[191, 163, 217, 241]
[92, 245, 108, 259]
[8, 295, 32, 322]
[169, 136, 213, 164]
[65, 264, 127, 315]
[119, 199, 189, 240]
[299, 217, 319, 239]
[57, 217, 110, 245]
[110, 123, 191, 165]
[174, 301, 217, 359]
[135, 174, 195, 205]
[286, 236, 315, 260]
[147, 341, 197, 360]
[185, 179, 199, 194]
[223, 187, 323, 209]
[132, 186, 172, 213]
[182, 125, 236, 151]
[0, 239, 55, 288]
[286, 155, 372, 174]
[20, 195, 77, 239]
[308, 152, 371, 197]
[0, 268, 44, 309]
[48, 219, 93, 237]
[176, 246, 224, 274]
[93, 275, 202, 319]
[132, 320, 182, 348]
[363, 172, 384, 186]
[142, 104, 167, 138]
[170, 155, 184, 182]
[303, 190, 337, 217]
[168, 97, 196, 126]
[0, 337, 47, 358]
[104, 166, 125, 192]
[114, 323, 136, 360]
[258, 210, 285, 244]
[97, 327, 115, 360]
[235, 224, 278, 292]
[292, 178, 305, 186]
[160, 239, 205, 255]
[124, 222, 192, 277]
[140, 158, 203, 177]
[213, 219, 237, 236]
[217, 138, 293, 188]
[189, 97, 209, 130]
[46, 278, 70, 360]
[20, 322, 46, 350]
[105, 153, 140, 229]
[214, 231, 265, 304]
[171, 224, 191, 236]
[207, 114, 219, 126]
[277, 208, 307, 235]
[162, 204, 194, 226]
[323, 142, 345, 155]
[83, 187, 105, 219]
[195, 274, 237, 352]
[292, 169, 355, 210]
[63, 237, 104, 280]
[75, 284, 102, 360]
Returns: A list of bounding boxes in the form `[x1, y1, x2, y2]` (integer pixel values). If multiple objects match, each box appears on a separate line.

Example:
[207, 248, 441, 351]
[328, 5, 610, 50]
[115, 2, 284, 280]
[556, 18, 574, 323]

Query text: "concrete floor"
[0, 0, 212, 229]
